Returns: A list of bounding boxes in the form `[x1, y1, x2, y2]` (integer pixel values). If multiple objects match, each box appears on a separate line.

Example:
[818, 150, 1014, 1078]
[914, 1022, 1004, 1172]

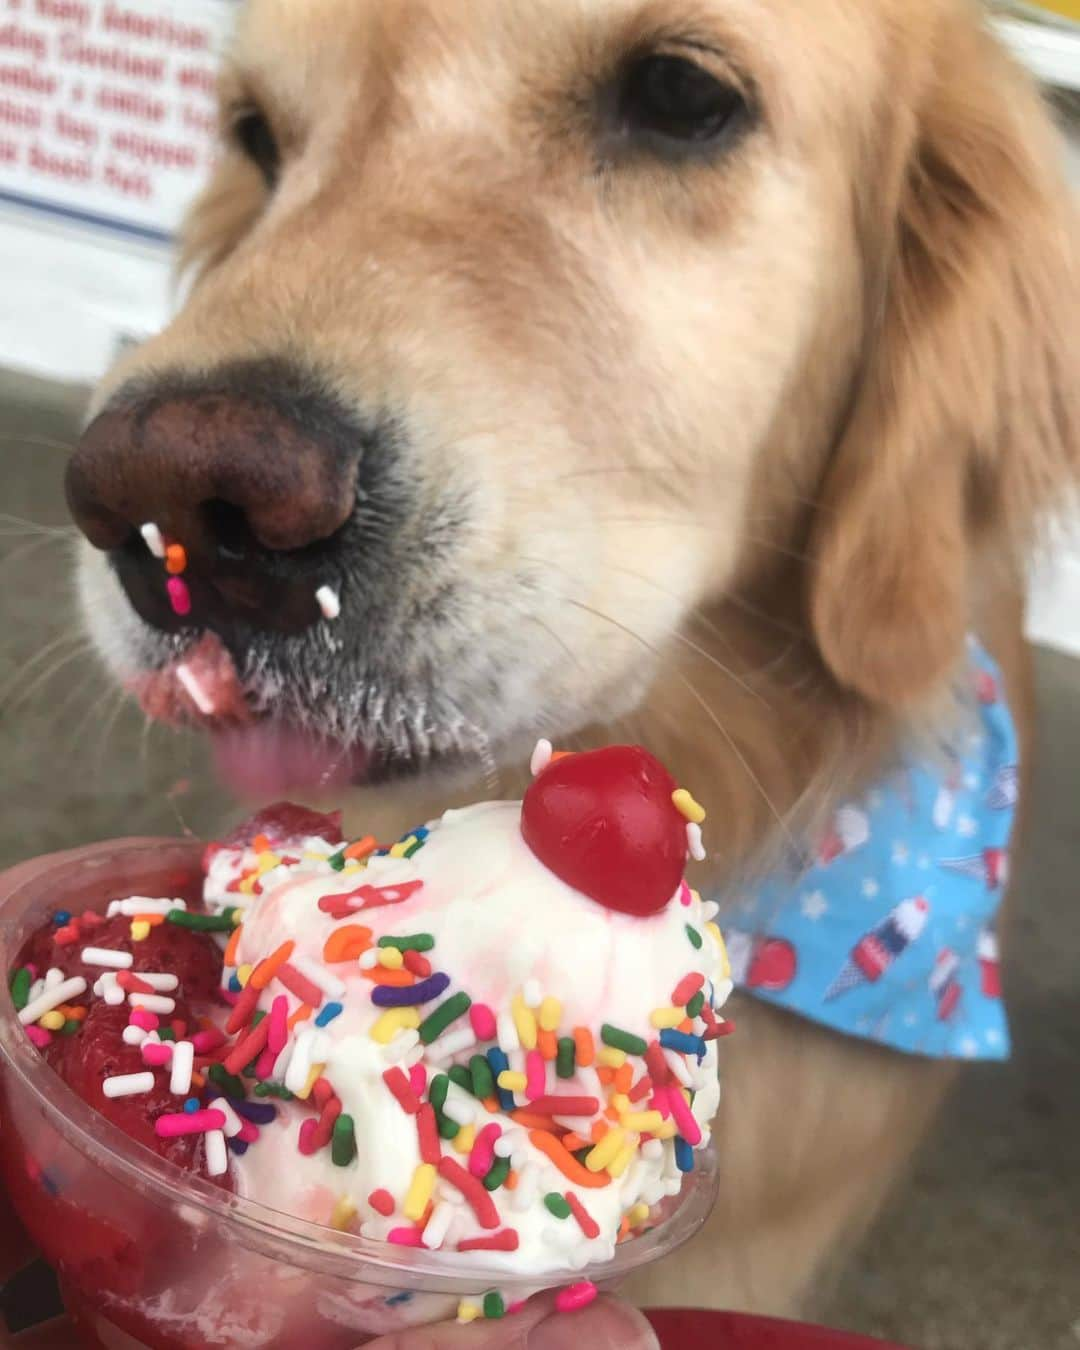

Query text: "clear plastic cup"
[0, 841, 719, 1349]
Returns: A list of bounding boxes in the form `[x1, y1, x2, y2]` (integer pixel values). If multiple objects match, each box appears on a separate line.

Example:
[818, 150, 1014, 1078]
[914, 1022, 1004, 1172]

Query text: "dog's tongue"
[211, 723, 368, 800]
[129, 632, 250, 727]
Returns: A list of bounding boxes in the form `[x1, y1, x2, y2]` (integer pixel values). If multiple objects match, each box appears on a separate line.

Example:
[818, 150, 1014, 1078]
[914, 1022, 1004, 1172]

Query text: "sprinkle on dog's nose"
[65, 362, 368, 636]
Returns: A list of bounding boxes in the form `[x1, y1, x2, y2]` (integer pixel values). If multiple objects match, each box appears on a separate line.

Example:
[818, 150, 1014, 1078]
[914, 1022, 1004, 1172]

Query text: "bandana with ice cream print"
[725, 638, 1015, 1060]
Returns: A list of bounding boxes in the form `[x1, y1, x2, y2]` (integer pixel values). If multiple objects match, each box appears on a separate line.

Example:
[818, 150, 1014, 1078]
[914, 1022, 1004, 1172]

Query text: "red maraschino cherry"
[520, 745, 690, 916]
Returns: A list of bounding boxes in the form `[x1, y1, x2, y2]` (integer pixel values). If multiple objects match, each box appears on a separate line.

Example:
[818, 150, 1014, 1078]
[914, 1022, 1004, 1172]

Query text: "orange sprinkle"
[604, 1106, 620, 1123]
[132, 913, 166, 927]
[362, 967, 416, 987]
[165, 543, 188, 575]
[617, 1216, 631, 1242]
[482, 1096, 500, 1114]
[323, 925, 372, 964]
[550, 750, 573, 762]
[590, 1120, 609, 1144]
[250, 940, 295, 990]
[223, 924, 244, 968]
[596, 1067, 615, 1086]
[678, 1017, 694, 1034]
[190, 1070, 205, 1089]
[573, 1027, 595, 1067]
[561, 1132, 589, 1154]
[504, 1169, 519, 1191]
[614, 1064, 633, 1095]
[529, 1130, 611, 1189]
[252, 834, 272, 853]
[510, 1110, 564, 1132]
[344, 836, 379, 861]
[537, 1029, 558, 1061]
[288, 1004, 313, 1030]
[57, 1004, 86, 1022]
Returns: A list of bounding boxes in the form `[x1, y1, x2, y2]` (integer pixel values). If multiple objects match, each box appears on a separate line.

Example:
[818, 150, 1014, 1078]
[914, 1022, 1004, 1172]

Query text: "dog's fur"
[75, 0, 1078, 1317]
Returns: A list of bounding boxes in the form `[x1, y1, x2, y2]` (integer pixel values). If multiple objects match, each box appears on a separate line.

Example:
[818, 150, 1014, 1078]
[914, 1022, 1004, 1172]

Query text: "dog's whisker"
[0, 432, 77, 457]
[0, 631, 91, 712]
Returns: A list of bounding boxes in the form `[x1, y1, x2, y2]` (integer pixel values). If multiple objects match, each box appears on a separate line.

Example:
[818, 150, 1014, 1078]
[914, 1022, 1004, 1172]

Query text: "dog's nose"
[66, 367, 364, 633]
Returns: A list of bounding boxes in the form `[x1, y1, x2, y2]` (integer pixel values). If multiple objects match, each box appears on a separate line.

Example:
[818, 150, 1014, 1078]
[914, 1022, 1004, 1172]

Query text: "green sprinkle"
[429, 1074, 450, 1112]
[403, 839, 426, 859]
[61, 1019, 81, 1037]
[544, 1193, 572, 1219]
[482, 1291, 505, 1320]
[448, 1064, 474, 1096]
[437, 1112, 460, 1141]
[9, 968, 31, 1012]
[469, 1054, 495, 1099]
[685, 925, 703, 950]
[686, 990, 705, 1019]
[328, 850, 347, 872]
[158, 1028, 176, 1043]
[332, 1114, 357, 1167]
[556, 1036, 576, 1080]
[253, 1082, 295, 1099]
[419, 992, 472, 1045]
[166, 911, 237, 932]
[600, 1023, 648, 1057]
[208, 1063, 246, 1098]
[377, 934, 435, 953]
[483, 1157, 510, 1191]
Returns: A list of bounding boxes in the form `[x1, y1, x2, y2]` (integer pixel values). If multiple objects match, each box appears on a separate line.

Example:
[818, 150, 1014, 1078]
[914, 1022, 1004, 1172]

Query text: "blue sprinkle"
[41, 1170, 60, 1196]
[660, 1029, 707, 1059]
[487, 1047, 515, 1112]
[231, 1099, 277, 1125]
[371, 971, 450, 1010]
[228, 974, 243, 993]
[386, 1292, 413, 1307]
[674, 1137, 695, 1173]
[183, 1097, 200, 1114]
[227, 1137, 250, 1156]
[316, 1001, 344, 1027]
[52, 910, 72, 927]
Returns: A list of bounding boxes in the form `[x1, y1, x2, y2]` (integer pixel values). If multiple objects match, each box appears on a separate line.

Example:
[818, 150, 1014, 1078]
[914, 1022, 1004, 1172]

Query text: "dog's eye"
[231, 107, 280, 187]
[618, 53, 747, 149]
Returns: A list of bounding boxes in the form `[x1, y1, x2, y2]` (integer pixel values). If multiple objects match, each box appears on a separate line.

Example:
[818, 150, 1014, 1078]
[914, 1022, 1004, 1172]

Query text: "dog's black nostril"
[66, 360, 370, 635]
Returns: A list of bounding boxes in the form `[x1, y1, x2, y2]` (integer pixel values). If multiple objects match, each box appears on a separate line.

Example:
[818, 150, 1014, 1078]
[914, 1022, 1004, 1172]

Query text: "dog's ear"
[809, 19, 1078, 709]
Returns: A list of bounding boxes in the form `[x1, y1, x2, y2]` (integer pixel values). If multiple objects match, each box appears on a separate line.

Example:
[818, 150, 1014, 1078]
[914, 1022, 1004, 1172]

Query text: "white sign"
[0, 0, 235, 241]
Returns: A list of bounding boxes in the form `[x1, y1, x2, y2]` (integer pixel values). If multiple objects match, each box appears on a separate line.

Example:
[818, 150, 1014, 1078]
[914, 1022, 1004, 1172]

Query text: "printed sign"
[0, 0, 235, 242]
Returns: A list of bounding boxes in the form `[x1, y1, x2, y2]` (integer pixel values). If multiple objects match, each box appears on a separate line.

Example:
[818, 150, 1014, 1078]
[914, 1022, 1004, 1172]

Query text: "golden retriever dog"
[63, 0, 1078, 1320]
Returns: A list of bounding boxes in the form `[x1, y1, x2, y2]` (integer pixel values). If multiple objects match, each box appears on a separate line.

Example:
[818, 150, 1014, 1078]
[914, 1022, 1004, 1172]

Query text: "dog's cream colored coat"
[79, 0, 1078, 1316]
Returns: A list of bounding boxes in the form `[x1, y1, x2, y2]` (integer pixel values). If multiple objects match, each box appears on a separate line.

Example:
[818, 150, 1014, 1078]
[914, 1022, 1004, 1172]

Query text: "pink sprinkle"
[220, 989, 240, 1007]
[155, 1108, 226, 1138]
[166, 576, 191, 617]
[254, 1047, 277, 1080]
[650, 1091, 671, 1120]
[267, 995, 289, 1055]
[506, 1301, 527, 1316]
[678, 880, 692, 907]
[298, 1118, 318, 1156]
[191, 1027, 226, 1054]
[142, 1042, 172, 1067]
[387, 1227, 426, 1248]
[470, 1002, 497, 1042]
[129, 1010, 159, 1032]
[25, 964, 38, 979]
[408, 1063, 428, 1097]
[665, 1086, 702, 1146]
[525, 1049, 546, 1101]
[237, 1119, 260, 1144]
[26, 1026, 52, 1049]
[80, 911, 104, 930]
[555, 1282, 598, 1314]
[469, 1122, 502, 1179]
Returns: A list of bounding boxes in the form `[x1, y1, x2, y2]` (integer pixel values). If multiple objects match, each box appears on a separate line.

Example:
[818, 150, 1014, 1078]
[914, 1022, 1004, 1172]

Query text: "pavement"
[1, 369, 1077, 1349]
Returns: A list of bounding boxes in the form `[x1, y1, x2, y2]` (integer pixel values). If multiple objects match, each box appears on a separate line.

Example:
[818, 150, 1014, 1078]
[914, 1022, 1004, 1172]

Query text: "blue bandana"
[725, 639, 1016, 1061]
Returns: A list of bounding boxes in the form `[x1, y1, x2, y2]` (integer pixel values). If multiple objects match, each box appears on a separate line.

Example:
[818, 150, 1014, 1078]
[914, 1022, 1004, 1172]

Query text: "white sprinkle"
[122, 1026, 147, 1047]
[107, 897, 186, 918]
[26, 979, 45, 1005]
[522, 978, 543, 1008]
[18, 977, 87, 1026]
[209, 1097, 244, 1139]
[170, 1040, 195, 1095]
[701, 900, 720, 921]
[136, 972, 180, 993]
[128, 993, 175, 1015]
[102, 1072, 155, 1099]
[496, 1010, 520, 1054]
[284, 1029, 316, 1094]
[641, 1139, 664, 1162]
[426, 1025, 476, 1064]
[103, 981, 126, 1007]
[271, 1043, 293, 1082]
[510, 1164, 538, 1213]
[289, 953, 346, 1000]
[493, 1138, 514, 1160]
[664, 1049, 694, 1088]
[176, 663, 216, 716]
[140, 522, 165, 559]
[205, 1129, 228, 1178]
[358, 949, 379, 970]
[510, 1148, 528, 1172]
[422, 1202, 455, 1251]
[81, 947, 133, 970]
[45, 968, 65, 988]
[713, 978, 734, 1009]
[440, 1091, 477, 1128]
[316, 585, 341, 620]
[383, 1029, 421, 1064]
[687, 822, 706, 863]
[530, 738, 553, 776]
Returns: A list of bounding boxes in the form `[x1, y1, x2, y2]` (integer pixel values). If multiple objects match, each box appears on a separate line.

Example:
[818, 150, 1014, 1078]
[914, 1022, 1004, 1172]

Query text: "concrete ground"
[1, 370, 1077, 1349]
